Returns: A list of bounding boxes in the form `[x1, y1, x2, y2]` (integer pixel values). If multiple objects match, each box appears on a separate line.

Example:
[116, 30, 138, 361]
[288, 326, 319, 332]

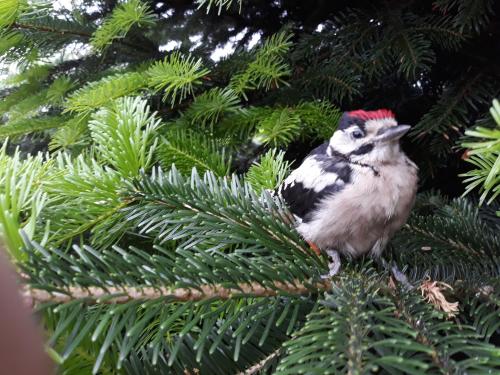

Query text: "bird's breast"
[297, 158, 418, 257]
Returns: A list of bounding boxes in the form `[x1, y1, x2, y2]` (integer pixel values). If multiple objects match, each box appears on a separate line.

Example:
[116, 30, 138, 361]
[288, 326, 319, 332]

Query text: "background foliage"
[0, 0, 500, 374]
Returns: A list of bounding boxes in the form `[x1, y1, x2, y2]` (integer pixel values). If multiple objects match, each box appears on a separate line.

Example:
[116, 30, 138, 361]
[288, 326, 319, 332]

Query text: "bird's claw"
[391, 265, 413, 290]
[321, 249, 341, 279]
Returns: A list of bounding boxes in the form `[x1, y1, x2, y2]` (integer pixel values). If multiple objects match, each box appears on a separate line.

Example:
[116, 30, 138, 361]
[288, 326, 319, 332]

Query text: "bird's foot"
[390, 264, 413, 290]
[378, 258, 413, 290]
[321, 249, 341, 279]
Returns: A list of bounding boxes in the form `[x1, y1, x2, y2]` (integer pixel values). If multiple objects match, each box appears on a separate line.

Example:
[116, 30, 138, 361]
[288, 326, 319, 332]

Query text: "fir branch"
[392, 196, 500, 285]
[463, 285, 500, 340]
[90, 0, 156, 52]
[124, 168, 314, 260]
[46, 76, 76, 104]
[246, 148, 291, 193]
[411, 73, 498, 158]
[278, 269, 431, 374]
[238, 348, 281, 375]
[391, 293, 459, 372]
[23, 280, 332, 306]
[147, 52, 211, 106]
[294, 101, 342, 140]
[49, 116, 90, 151]
[22, 229, 319, 373]
[12, 21, 92, 39]
[278, 269, 500, 374]
[0, 0, 22, 29]
[253, 107, 301, 147]
[196, 0, 243, 15]
[0, 82, 41, 114]
[454, 0, 495, 33]
[0, 145, 49, 260]
[30, 166, 326, 286]
[391, 30, 435, 79]
[41, 153, 125, 247]
[89, 96, 160, 178]
[214, 106, 270, 143]
[410, 15, 466, 50]
[461, 153, 500, 205]
[64, 72, 148, 114]
[385, 288, 500, 373]
[50, 200, 129, 248]
[298, 62, 362, 103]
[0, 115, 70, 138]
[434, 0, 495, 33]
[461, 99, 500, 205]
[5, 89, 49, 121]
[0, 30, 23, 56]
[11, 19, 151, 53]
[157, 127, 230, 176]
[230, 31, 292, 99]
[5, 63, 51, 86]
[183, 87, 245, 129]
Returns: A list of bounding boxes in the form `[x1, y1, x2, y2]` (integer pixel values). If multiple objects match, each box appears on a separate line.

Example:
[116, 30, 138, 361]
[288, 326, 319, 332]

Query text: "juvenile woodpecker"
[278, 109, 418, 277]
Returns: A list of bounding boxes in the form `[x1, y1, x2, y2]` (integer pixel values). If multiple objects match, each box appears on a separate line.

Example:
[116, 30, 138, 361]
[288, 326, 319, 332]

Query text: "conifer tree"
[0, 0, 499, 374]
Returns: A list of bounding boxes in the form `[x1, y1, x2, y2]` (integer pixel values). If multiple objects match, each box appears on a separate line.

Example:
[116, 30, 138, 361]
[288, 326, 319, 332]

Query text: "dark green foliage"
[89, 0, 156, 52]
[246, 148, 291, 192]
[461, 99, 500, 205]
[278, 269, 500, 374]
[157, 128, 230, 176]
[182, 87, 245, 128]
[22, 168, 326, 373]
[147, 52, 211, 105]
[392, 195, 500, 283]
[0, 115, 70, 138]
[229, 31, 293, 98]
[21, 170, 500, 374]
[65, 72, 149, 115]
[1, 0, 500, 373]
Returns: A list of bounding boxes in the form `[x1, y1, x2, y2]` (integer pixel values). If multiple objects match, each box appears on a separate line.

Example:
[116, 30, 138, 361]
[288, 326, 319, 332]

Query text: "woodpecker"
[278, 109, 418, 278]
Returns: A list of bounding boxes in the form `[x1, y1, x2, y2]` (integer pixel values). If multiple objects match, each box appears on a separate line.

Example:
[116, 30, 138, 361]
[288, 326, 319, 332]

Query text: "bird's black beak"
[375, 125, 411, 142]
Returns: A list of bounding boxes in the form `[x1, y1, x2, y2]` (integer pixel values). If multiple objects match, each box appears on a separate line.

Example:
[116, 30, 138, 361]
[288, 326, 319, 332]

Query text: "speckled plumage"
[278, 110, 418, 262]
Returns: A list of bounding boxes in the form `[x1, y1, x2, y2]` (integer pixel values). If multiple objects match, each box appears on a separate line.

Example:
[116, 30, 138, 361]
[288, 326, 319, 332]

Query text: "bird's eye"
[352, 130, 364, 139]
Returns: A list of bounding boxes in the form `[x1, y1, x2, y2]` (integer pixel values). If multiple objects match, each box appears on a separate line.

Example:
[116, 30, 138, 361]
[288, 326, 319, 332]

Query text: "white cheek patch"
[329, 131, 356, 154]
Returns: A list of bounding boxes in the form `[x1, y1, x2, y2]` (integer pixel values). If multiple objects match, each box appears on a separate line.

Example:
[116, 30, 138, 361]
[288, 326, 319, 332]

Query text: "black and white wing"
[277, 143, 351, 223]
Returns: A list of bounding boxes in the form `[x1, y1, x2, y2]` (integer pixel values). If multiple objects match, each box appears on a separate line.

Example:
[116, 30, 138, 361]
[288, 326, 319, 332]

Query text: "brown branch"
[12, 22, 153, 54]
[13, 22, 93, 38]
[238, 348, 281, 375]
[22, 280, 332, 307]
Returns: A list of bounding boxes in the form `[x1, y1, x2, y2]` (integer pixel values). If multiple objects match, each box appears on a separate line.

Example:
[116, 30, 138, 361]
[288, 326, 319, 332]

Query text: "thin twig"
[12, 22, 153, 53]
[238, 348, 281, 375]
[13, 22, 93, 38]
[23, 280, 332, 306]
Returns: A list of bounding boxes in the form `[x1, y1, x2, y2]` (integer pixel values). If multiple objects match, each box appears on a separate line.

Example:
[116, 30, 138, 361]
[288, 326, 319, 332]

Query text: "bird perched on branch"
[278, 109, 418, 278]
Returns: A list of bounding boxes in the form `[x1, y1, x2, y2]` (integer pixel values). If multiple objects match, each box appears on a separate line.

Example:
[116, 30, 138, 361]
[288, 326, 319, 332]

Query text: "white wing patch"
[282, 156, 341, 192]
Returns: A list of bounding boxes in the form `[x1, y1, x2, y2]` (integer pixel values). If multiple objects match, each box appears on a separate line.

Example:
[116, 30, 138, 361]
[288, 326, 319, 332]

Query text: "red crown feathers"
[347, 109, 395, 120]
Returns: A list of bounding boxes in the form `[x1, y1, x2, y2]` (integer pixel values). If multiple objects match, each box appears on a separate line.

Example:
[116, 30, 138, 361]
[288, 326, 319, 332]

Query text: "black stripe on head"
[349, 143, 374, 155]
[338, 113, 366, 132]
